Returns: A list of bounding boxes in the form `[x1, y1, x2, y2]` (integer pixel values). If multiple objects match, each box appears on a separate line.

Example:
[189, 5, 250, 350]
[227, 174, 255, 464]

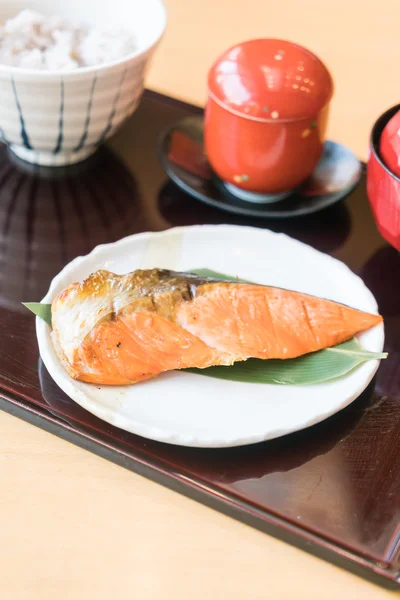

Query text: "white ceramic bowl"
[0, 0, 166, 166]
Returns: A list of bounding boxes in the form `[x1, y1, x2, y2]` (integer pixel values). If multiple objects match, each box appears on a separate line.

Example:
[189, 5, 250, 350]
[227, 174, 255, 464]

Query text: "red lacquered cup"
[205, 39, 334, 196]
[367, 104, 400, 252]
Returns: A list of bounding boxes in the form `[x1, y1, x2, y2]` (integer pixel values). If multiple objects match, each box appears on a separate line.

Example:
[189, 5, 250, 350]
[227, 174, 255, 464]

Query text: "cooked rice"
[0, 9, 136, 70]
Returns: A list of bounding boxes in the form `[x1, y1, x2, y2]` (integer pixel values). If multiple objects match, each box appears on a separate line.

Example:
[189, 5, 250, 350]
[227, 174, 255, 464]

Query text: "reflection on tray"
[0, 145, 142, 313]
[158, 179, 352, 254]
[361, 244, 400, 400]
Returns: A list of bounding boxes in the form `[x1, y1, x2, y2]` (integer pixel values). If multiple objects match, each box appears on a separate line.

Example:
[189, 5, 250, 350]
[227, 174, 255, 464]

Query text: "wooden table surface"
[1, 1, 399, 598]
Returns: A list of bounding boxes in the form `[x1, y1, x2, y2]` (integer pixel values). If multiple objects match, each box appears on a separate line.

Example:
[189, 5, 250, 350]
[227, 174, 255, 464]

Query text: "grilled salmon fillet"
[51, 269, 383, 385]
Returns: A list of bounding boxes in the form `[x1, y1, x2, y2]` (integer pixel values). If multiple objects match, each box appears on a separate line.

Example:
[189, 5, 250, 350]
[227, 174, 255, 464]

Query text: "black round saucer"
[158, 116, 362, 219]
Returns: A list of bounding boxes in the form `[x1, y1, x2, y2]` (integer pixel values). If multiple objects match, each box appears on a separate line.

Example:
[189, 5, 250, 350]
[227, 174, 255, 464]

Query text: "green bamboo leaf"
[191, 268, 251, 283]
[22, 302, 52, 326]
[185, 337, 387, 385]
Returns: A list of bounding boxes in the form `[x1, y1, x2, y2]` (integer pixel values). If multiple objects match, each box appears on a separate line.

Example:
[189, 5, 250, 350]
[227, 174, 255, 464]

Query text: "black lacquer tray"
[0, 91, 399, 589]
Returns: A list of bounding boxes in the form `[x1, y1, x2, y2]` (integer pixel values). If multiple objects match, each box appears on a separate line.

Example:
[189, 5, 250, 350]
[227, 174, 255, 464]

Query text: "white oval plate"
[36, 225, 384, 448]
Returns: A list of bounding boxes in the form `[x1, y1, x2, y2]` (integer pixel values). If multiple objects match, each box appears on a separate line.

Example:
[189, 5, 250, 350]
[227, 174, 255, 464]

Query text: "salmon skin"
[51, 268, 383, 386]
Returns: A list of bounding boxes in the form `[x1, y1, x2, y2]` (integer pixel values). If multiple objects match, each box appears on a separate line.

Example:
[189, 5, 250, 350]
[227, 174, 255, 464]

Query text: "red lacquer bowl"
[367, 104, 400, 252]
[205, 39, 334, 195]
[379, 108, 400, 177]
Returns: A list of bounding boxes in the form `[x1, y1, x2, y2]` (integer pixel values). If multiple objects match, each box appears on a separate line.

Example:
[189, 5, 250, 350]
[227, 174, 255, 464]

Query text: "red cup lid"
[208, 39, 334, 122]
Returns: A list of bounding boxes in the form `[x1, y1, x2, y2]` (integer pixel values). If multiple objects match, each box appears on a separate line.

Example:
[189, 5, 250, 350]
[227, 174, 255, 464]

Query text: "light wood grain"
[1, 1, 399, 597]
[148, 0, 400, 160]
[0, 411, 392, 599]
